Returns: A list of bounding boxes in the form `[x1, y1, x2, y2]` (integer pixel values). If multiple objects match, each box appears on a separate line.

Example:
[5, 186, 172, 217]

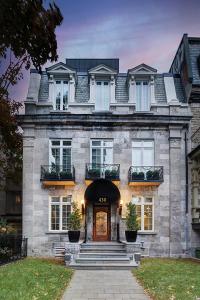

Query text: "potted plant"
[44, 170, 59, 180]
[105, 169, 118, 180]
[146, 170, 160, 181]
[68, 202, 81, 242]
[60, 171, 72, 180]
[125, 202, 139, 242]
[88, 168, 100, 178]
[132, 171, 144, 180]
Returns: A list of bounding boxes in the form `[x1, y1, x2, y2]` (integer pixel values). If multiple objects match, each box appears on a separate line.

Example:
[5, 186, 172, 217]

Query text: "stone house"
[170, 34, 200, 256]
[19, 52, 192, 257]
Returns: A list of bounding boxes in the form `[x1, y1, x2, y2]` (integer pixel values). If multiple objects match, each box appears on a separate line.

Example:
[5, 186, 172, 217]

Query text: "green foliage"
[0, 258, 73, 300]
[0, 0, 63, 186]
[133, 258, 200, 300]
[68, 202, 82, 231]
[125, 202, 139, 231]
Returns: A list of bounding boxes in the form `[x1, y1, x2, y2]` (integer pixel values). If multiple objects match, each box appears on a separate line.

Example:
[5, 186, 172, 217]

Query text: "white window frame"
[49, 139, 72, 171]
[132, 140, 154, 166]
[132, 196, 154, 232]
[135, 80, 150, 111]
[54, 80, 69, 111]
[90, 139, 113, 165]
[49, 196, 72, 232]
[95, 80, 110, 111]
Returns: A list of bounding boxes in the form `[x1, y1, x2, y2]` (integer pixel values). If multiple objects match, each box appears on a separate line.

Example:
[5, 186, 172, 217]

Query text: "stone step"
[54, 247, 65, 257]
[80, 247, 126, 253]
[75, 257, 130, 264]
[69, 263, 138, 270]
[79, 252, 127, 258]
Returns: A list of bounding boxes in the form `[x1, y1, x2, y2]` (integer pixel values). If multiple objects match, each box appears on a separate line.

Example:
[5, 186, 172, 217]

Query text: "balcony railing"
[85, 164, 120, 181]
[128, 166, 163, 186]
[41, 165, 75, 182]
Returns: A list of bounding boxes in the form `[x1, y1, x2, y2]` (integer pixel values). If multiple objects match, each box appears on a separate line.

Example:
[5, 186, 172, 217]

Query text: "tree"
[68, 202, 82, 231]
[0, 0, 63, 186]
[125, 202, 139, 231]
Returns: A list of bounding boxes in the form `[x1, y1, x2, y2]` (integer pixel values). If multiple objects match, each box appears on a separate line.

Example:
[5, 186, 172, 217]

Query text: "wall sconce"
[119, 199, 123, 216]
[81, 199, 85, 215]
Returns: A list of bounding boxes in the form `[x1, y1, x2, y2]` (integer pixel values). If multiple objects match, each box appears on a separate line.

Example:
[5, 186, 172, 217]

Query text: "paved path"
[62, 270, 150, 300]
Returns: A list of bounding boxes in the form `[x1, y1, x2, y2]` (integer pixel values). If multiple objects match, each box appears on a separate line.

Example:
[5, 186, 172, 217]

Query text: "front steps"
[69, 242, 138, 270]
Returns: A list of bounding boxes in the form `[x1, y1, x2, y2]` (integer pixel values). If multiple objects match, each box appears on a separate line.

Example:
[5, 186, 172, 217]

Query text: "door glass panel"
[96, 211, 107, 237]
[63, 148, 71, 172]
[92, 148, 101, 166]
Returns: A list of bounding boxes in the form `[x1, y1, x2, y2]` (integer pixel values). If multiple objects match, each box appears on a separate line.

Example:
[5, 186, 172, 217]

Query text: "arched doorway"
[84, 179, 121, 241]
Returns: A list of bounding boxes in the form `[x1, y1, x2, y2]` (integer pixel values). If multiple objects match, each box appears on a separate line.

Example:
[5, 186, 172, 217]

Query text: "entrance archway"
[84, 179, 121, 241]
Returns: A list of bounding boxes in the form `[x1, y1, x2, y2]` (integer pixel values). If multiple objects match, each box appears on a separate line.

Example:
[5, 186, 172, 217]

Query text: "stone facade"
[19, 56, 193, 257]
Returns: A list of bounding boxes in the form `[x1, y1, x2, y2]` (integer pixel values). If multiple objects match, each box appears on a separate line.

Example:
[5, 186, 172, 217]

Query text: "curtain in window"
[95, 82, 110, 111]
[136, 81, 150, 111]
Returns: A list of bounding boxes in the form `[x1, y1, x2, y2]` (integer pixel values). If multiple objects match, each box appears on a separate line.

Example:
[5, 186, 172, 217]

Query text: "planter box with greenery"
[131, 171, 145, 181]
[59, 171, 72, 180]
[87, 168, 101, 178]
[125, 202, 139, 242]
[68, 202, 81, 243]
[105, 169, 118, 180]
[146, 170, 160, 181]
[44, 170, 59, 180]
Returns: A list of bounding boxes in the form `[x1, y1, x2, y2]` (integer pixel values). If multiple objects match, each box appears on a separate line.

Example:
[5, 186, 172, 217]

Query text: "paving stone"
[62, 270, 150, 300]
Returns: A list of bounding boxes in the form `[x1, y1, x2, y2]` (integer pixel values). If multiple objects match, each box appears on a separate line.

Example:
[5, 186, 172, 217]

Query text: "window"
[132, 196, 154, 231]
[136, 81, 150, 111]
[49, 140, 71, 171]
[95, 81, 110, 111]
[54, 80, 68, 110]
[91, 140, 113, 165]
[50, 196, 72, 231]
[132, 140, 154, 166]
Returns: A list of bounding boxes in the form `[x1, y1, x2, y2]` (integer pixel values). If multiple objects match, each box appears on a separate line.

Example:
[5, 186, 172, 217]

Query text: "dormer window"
[128, 64, 157, 111]
[55, 80, 68, 110]
[46, 62, 76, 110]
[136, 81, 150, 111]
[88, 64, 118, 110]
[96, 81, 110, 111]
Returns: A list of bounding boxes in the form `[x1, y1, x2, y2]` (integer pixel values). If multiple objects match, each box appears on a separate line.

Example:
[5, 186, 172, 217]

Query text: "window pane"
[92, 148, 101, 165]
[51, 148, 60, 167]
[143, 148, 154, 166]
[63, 196, 72, 203]
[62, 204, 71, 230]
[97, 82, 101, 85]
[51, 204, 60, 230]
[52, 141, 60, 146]
[63, 81, 68, 110]
[103, 140, 113, 147]
[51, 197, 60, 203]
[132, 141, 142, 148]
[132, 148, 142, 166]
[136, 205, 141, 230]
[103, 148, 113, 164]
[55, 82, 61, 110]
[92, 141, 101, 147]
[104, 82, 109, 85]
[145, 197, 153, 203]
[144, 205, 153, 230]
[63, 141, 71, 146]
[63, 148, 71, 171]
[143, 141, 154, 148]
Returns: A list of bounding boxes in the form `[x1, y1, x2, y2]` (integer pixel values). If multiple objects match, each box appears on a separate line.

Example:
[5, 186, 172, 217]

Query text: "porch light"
[119, 199, 123, 216]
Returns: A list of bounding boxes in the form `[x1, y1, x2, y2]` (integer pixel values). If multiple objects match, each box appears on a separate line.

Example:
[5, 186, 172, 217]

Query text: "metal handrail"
[41, 165, 75, 181]
[128, 166, 163, 182]
[85, 163, 120, 180]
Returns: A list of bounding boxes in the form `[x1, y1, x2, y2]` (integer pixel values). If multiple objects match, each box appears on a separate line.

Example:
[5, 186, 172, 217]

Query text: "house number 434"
[99, 197, 107, 203]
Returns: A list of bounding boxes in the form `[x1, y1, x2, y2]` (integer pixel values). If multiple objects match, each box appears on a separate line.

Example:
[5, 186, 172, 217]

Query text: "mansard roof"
[128, 63, 157, 75]
[46, 62, 76, 74]
[88, 64, 118, 75]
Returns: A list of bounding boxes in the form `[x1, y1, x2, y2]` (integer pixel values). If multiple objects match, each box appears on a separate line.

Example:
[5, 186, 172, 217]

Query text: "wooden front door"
[93, 206, 110, 241]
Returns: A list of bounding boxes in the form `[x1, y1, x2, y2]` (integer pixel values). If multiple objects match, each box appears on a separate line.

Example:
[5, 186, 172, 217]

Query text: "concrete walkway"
[62, 270, 150, 300]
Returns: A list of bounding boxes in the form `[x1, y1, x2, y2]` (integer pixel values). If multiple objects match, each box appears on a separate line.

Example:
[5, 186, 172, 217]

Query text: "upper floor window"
[55, 80, 68, 111]
[50, 196, 72, 231]
[49, 140, 71, 171]
[95, 81, 110, 111]
[132, 140, 154, 166]
[136, 81, 150, 111]
[132, 196, 154, 232]
[91, 140, 113, 165]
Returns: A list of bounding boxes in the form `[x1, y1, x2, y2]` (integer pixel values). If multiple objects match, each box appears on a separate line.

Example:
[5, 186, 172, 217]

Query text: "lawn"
[0, 258, 73, 300]
[133, 258, 200, 300]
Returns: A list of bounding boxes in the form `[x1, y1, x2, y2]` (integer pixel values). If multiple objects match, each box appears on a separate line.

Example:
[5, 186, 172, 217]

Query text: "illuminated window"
[132, 196, 153, 231]
[50, 196, 72, 231]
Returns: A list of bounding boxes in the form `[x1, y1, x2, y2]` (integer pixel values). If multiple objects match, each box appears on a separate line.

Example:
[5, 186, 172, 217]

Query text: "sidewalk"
[62, 270, 150, 300]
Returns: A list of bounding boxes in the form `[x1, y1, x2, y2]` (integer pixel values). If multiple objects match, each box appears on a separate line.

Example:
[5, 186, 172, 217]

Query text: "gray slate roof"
[37, 71, 186, 103]
[189, 43, 200, 85]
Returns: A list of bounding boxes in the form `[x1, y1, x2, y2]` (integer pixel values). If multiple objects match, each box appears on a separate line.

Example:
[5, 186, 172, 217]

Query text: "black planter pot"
[125, 230, 137, 242]
[68, 230, 80, 243]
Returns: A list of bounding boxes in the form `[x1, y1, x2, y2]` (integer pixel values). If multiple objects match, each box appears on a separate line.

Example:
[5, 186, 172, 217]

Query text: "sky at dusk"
[8, 0, 200, 102]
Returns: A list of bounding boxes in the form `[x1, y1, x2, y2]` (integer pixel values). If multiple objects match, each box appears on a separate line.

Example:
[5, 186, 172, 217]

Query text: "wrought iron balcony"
[128, 166, 163, 186]
[41, 165, 75, 186]
[85, 164, 120, 182]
